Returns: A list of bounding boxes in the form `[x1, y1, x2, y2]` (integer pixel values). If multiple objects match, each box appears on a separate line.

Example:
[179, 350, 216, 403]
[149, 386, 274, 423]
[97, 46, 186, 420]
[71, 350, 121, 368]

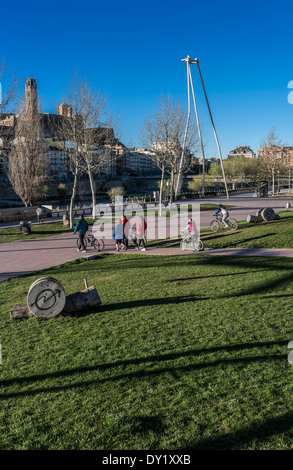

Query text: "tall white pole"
[175, 57, 191, 200]
[197, 62, 229, 199]
[188, 65, 206, 198]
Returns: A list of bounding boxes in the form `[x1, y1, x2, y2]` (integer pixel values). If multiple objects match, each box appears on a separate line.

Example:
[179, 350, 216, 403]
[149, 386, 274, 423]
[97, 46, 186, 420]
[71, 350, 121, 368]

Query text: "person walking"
[113, 219, 127, 252]
[136, 216, 147, 251]
[74, 214, 88, 253]
[36, 206, 43, 224]
[122, 214, 129, 247]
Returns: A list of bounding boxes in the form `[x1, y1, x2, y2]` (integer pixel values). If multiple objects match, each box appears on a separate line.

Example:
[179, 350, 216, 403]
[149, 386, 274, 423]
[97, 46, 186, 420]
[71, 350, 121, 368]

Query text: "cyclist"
[215, 204, 229, 228]
[183, 218, 198, 251]
[74, 214, 88, 253]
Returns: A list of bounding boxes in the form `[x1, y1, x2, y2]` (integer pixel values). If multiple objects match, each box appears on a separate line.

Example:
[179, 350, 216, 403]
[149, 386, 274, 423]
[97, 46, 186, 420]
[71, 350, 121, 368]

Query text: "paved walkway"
[1, 196, 293, 281]
[1, 232, 293, 281]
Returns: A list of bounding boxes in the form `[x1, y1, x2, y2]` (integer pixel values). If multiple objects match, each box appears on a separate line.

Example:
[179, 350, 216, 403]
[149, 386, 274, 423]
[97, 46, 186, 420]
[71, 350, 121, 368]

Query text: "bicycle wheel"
[228, 219, 238, 230]
[76, 236, 87, 249]
[210, 220, 220, 232]
[180, 239, 187, 251]
[193, 239, 204, 251]
[93, 238, 105, 252]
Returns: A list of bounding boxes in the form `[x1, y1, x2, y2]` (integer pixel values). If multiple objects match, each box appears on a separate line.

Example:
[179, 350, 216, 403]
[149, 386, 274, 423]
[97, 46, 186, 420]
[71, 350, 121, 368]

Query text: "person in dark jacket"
[74, 214, 88, 253]
[122, 214, 129, 247]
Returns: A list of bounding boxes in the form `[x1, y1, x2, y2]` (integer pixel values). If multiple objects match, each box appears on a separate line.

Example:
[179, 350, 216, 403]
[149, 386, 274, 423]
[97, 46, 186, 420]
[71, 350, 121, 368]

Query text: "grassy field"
[0, 219, 97, 244]
[1, 253, 293, 449]
[149, 211, 293, 250]
[0, 205, 235, 245]
[202, 211, 293, 249]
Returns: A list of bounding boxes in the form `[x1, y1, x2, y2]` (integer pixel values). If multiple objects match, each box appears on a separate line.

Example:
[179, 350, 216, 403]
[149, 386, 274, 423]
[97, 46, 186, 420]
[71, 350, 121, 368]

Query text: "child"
[215, 204, 229, 228]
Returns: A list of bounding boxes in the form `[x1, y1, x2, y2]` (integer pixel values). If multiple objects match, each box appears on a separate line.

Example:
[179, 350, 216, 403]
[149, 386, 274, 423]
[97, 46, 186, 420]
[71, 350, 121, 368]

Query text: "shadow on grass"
[0, 352, 285, 401]
[167, 270, 264, 283]
[118, 415, 166, 435]
[205, 232, 277, 249]
[180, 409, 293, 449]
[0, 339, 286, 391]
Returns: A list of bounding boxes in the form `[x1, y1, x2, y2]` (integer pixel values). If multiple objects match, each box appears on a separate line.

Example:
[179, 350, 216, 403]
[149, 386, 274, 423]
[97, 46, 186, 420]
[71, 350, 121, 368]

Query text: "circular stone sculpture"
[27, 277, 66, 318]
[261, 207, 275, 221]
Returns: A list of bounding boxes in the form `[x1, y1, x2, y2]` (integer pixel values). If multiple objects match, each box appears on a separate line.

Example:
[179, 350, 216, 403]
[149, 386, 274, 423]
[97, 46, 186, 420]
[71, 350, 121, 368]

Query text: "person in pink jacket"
[183, 218, 198, 251]
[136, 216, 147, 251]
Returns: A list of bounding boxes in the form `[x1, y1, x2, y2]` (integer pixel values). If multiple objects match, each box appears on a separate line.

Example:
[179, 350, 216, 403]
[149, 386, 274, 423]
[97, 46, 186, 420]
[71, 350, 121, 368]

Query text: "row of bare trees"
[203, 128, 290, 193]
[140, 95, 200, 215]
[0, 64, 118, 227]
[1, 59, 292, 220]
[53, 74, 118, 226]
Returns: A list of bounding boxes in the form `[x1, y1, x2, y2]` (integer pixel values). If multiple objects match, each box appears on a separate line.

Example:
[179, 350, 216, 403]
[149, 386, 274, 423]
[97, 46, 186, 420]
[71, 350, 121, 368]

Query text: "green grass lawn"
[0, 205, 235, 245]
[0, 219, 96, 244]
[1, 253, 293, 449]
[149, 211, 293, 250]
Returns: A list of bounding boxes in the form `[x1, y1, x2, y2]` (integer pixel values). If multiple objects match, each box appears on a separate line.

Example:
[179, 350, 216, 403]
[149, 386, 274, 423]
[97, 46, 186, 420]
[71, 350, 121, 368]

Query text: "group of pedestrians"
[73, 213, 147, 253]
[113, 215, 147, 252]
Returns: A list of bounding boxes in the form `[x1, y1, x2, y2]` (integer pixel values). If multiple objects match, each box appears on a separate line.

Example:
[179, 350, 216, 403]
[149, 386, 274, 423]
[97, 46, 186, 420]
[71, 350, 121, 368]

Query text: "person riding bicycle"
[215, 204, 229, 228]
[74, 214, 88, 253]
[183, 218, 198, 251]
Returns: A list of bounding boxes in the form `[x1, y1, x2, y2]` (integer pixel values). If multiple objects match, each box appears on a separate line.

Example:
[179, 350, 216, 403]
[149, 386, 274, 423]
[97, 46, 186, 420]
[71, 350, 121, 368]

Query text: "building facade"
[228, 146, 256, 159]
[258, 145, 293, 167]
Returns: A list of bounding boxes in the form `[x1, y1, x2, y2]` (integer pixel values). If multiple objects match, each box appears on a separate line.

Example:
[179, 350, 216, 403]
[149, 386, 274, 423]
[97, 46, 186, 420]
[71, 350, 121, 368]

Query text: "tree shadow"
[0, 352, 285, 401]
[167, 270, 264, 283]
[179, 409, 293, 449]
[207, 233, 277, 249]
[117, 415, 165, 435]
[0, 339, 286, 389]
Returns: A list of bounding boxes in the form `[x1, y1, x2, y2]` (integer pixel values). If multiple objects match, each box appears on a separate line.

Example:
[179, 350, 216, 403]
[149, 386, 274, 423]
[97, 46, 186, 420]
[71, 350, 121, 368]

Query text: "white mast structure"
[175, 55, 229, 200]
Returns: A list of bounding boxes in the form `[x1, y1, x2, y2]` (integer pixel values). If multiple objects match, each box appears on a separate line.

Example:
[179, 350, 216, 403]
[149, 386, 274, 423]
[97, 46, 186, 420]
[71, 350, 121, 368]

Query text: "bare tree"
[56, 73, 117, 225]
[140, 95, 199, 214]
[0, 59, 19, 172]
[7, 98, 49, 206]
[259, 128, 287, 194]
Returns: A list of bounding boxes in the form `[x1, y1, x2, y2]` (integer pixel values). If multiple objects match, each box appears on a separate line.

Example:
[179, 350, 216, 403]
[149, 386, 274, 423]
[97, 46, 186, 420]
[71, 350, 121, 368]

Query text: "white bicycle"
[180, 230, 204, 252]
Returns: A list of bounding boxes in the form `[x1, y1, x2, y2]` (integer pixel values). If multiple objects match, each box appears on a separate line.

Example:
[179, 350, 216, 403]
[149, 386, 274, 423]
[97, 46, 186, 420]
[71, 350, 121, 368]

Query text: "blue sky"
[1, 0, 293, 158]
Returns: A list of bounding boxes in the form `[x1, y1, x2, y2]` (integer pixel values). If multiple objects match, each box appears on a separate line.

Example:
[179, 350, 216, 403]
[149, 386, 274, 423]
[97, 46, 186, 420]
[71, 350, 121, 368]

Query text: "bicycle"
[210, 214, 238, 233]
[180, 230, 204, 251]
[76, 233, 105, 252]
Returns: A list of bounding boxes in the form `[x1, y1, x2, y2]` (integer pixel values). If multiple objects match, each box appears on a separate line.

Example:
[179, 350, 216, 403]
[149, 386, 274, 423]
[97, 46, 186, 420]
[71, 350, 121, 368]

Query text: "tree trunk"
[169, 169, 174, 206]
[159, 164, 165, 217]
[70, 166, 78, 229]
[272, 169, 275, 195]
[62, 286, 102, 315]
[88, 168, 96, 219]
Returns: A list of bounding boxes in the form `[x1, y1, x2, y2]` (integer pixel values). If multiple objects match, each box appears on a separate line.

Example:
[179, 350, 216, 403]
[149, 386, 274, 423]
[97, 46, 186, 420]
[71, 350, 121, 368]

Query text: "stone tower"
[57, 102, 73, 118]
[25, 78, 38, 115]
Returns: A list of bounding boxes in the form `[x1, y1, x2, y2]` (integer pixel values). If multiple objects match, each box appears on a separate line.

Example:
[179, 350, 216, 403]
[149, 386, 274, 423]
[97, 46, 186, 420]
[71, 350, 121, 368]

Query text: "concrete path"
[1, 195, 293, 281]
[1, 232, 293, 281]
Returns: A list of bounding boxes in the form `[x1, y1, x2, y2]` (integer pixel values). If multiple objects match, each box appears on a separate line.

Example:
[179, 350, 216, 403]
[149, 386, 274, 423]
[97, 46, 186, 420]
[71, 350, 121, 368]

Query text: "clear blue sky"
[2, 0, 293, 158]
